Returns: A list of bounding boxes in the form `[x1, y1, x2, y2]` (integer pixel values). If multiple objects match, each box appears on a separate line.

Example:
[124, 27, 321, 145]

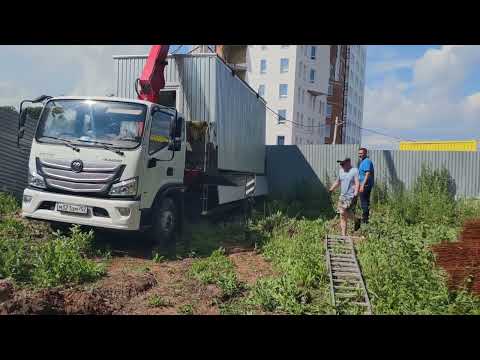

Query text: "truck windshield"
[36, 99, 147, 149]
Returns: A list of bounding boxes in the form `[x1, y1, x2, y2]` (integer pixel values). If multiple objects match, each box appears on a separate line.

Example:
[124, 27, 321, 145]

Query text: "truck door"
[141, 108, 186, 209]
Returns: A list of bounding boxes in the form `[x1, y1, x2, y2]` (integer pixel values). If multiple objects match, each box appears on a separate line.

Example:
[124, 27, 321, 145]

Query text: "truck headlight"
[109, 177, 138, 197]
[28, 170, 46, 189]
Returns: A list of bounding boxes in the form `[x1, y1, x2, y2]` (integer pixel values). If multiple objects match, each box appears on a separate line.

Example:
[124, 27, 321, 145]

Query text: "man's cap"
[337, 157, 351, 165]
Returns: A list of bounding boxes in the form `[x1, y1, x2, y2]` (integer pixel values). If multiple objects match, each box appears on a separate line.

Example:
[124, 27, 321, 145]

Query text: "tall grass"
[227, 165, 480, 315]
[0, 192, 105, 288]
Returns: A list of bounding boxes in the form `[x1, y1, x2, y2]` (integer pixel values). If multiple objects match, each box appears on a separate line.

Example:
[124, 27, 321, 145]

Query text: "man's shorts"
[336, 195, 357, 215]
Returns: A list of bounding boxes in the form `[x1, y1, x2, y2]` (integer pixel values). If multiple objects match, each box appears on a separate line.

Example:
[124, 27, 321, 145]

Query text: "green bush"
[380, 165, 458, 226]
[0, 192, 19, 216]
[244, 217, 332, 314]
[189, 248, 242, 298]
[356, 214, 480, 314]
[0, 220, 105, 288]
[31, 226, 105, 288]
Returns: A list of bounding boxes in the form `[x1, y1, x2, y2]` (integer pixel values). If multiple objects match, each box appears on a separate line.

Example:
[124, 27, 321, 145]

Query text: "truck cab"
[21, 96, 186, 243]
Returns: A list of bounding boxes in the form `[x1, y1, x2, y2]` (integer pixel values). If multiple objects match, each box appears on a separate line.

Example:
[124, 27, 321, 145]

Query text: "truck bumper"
[21, 188, 141, 231]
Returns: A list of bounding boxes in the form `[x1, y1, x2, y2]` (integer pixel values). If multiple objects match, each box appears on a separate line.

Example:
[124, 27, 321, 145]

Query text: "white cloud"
[0, 45, 151, 108]
[363, 45, 480, 145]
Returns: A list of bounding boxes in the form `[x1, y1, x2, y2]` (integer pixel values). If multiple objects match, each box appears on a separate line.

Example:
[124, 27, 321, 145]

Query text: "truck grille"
[37, 158, 124, 195]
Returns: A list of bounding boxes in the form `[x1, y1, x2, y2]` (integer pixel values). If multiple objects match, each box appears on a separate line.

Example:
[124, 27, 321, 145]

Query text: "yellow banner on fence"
[399, 140, 477, 152]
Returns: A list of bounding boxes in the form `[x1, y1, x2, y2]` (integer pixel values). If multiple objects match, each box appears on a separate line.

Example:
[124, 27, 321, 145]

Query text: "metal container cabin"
[113, 53, 267, 175]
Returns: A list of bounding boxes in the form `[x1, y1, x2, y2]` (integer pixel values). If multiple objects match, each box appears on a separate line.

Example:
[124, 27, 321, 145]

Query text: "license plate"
[56, 203, 88, 214]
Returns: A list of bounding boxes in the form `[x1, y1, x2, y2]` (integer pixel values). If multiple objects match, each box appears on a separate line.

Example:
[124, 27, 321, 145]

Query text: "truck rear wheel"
[150, 197, 178, 247]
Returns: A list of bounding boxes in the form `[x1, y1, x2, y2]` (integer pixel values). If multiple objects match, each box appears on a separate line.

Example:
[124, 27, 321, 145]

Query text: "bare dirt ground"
[432, 219, 480, 295]
[0, 221, 274, 315]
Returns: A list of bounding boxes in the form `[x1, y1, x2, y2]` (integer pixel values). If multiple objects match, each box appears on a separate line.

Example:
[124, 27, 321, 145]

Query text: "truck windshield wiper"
[75, 139, 124, 156]
[39, 136, 80, 152]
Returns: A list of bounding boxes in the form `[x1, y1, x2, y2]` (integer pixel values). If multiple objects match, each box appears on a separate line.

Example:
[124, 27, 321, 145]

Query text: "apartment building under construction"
[195, 45, 367, 145]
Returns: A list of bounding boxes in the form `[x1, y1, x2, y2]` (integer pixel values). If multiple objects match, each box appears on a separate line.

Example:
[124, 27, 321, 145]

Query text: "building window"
[309, 69, 316, 83]
[260, 59, 267, 74]
[304, 45, 308, 57]
[278, 109, 287, 124]
[302, 89, 305, 104]
[280, 58, 289, 73]
[303, 64, 307, 81]
[326, 103, 332, 117]
[279, 84, 288, 98]
[310, 46, 316, 60]
[277, 136, 285, 145]
[300, 113, 304, 127]
[328, 83, 333, 96]
[298, 87, 301, 104]
[258, 84, 265, 97]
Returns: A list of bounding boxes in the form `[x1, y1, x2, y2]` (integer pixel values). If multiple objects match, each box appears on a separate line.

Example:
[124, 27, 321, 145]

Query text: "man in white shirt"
[328, 157, 360, 236]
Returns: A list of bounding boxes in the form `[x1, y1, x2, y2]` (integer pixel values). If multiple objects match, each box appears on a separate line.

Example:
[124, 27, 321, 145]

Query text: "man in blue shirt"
[328, 158, 359, 236]
[357, 147, 374, 225]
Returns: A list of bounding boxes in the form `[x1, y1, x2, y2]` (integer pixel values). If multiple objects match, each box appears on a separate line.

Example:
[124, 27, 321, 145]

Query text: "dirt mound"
[432, 219, 480, 295]
[0, 272, 157, 315]
[229, 252, 275, 285]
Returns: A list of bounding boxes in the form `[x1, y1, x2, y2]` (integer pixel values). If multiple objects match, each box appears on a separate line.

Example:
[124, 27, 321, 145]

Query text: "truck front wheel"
[150, 197, 178, 247]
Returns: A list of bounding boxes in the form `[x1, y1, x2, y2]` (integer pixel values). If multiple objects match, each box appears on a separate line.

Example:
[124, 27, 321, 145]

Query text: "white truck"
[18, 47, 267, 245]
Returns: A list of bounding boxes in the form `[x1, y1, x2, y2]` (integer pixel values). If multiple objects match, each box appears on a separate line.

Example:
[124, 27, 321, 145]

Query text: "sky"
[1, 45, 479, 146]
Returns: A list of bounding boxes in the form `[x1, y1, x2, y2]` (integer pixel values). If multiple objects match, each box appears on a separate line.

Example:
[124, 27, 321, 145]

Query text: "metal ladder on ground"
[325, 234, 372, 314]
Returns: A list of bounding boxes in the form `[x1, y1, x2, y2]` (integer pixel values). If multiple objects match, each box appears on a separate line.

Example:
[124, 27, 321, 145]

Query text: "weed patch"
[0, 194, 106, 289]
[189, 248, 243, 299]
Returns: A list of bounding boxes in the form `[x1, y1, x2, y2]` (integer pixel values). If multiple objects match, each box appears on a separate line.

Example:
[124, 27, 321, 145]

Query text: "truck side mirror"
[174, 116, 183, 139]
[19, 108, 28, 128]
[168, 115, 182, 151]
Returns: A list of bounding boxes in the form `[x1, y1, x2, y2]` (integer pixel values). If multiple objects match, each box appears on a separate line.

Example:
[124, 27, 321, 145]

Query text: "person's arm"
[360, 160, 373, 192]
[329, 179, 340, 193]
[354, 173, 360, 197]
[360, 172, 370, 193]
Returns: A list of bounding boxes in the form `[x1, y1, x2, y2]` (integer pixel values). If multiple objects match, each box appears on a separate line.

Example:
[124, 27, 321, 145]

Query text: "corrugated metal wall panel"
[215, 59, 266, 173]
[0, 108, 38, 200]
[266, 145, 480, 199]
[113, 54, 266, 174]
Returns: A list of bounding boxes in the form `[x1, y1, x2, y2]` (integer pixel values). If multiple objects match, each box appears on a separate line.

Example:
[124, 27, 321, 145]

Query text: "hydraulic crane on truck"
[135, 45, 170, 104]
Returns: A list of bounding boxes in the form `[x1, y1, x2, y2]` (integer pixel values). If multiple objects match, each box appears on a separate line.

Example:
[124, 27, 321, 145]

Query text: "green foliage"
[235, 217, 333, 314]
[374, 165, 459, 226]
[31, 226, 105, 288]
[0, 193, 19, 217]
[189, 248, 242, 298]
[268, 179, 336, 220]
[457, 199, 480, 224]
[152, 251, 165, 263]
[356, 214, 480, 314]
[228, 166, 480, 315]
[0, 204, 105, 288]
[178, 304, 194, 315]
[148, 294, 170, 308]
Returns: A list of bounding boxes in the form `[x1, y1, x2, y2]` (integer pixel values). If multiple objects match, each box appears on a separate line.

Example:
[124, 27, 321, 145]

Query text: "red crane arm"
[136, 45, 170, 103]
